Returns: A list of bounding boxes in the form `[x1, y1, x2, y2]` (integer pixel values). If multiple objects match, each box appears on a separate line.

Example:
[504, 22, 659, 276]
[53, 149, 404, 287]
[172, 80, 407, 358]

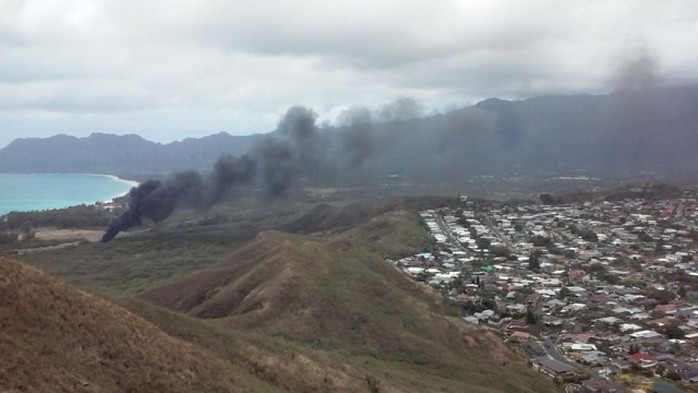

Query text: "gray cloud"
[0, 0, 697, 148]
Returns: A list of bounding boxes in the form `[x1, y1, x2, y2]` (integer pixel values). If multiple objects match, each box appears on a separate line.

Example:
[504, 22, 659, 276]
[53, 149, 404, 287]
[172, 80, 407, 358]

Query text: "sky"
[1, 0, 697, 148]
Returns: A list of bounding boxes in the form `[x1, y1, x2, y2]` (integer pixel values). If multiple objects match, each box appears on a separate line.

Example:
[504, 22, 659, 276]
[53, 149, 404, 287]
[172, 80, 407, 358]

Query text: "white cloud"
[0, 0, 696, 147]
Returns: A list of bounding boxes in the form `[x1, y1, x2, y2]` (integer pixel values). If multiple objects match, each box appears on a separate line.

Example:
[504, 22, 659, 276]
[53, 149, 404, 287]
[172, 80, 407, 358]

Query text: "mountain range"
[0, 132, 256, 175]
[1, 85, 696, 181]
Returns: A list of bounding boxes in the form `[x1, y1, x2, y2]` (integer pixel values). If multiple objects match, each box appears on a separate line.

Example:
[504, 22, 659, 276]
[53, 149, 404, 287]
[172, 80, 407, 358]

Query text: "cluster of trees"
[528, 250, 542, 271]
[531, 235, 552, 247]
[0, 232, 18, 245]
[646, 288, 677, 304]
[539, 193, 564, 205]
[0, 204, 120, 231]
[568, 224, 598, 242]
[664, 324, 685, 340]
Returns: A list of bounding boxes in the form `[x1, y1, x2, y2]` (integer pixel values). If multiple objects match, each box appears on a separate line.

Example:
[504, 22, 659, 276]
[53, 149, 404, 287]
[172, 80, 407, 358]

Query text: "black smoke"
[101, 154, 256, 242]
[103, 106, 336, 242]
[337, 107, 374, 168]
[254, 106, 329, 195]
[101, 99, 497, 241]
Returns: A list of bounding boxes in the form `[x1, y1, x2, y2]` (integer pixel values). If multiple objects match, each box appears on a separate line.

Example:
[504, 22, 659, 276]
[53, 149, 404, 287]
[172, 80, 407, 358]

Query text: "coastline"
[37, 172, 139, 203]
[0, 173, 140, 214]
[100, 174, 139, 203]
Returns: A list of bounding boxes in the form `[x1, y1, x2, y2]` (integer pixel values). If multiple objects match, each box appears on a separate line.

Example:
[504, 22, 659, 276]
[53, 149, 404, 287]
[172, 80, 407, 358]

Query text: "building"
[531, 356, 577, 379]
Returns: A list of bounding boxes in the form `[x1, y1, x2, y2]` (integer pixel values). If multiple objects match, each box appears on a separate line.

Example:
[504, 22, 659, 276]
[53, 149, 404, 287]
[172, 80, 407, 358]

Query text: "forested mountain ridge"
[0, 132, 256, 175]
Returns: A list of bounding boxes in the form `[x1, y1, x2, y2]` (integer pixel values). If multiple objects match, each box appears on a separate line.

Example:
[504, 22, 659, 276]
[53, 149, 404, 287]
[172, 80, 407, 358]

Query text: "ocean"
[0, 173, 137, 216]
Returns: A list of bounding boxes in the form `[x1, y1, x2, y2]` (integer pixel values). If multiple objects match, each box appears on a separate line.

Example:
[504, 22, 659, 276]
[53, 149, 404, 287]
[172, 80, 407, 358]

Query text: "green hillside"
[138, 210, 559, 392]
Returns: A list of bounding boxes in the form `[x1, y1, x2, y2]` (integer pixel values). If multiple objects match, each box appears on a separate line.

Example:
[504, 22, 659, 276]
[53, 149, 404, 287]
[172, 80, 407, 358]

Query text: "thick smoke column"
[101, 154, 256, 242]
[337, 107, 374, 168]
[614, 46, 659, 90]
[254, 106, 328, 196]
[102, 106, 332, 242]
[102, 99, 490, 241]
[377, 97, 425, 122]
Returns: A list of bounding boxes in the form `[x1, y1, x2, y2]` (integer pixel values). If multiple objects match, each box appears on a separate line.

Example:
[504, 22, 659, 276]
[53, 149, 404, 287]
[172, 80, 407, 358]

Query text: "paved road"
[481, 214, 519, 252]
[542, 338, 578, 369]
[435, 214, 471, 255]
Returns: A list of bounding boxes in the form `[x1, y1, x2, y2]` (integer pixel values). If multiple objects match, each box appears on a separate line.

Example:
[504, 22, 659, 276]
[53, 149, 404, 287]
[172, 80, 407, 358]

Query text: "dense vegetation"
[0, 204, 120, 231]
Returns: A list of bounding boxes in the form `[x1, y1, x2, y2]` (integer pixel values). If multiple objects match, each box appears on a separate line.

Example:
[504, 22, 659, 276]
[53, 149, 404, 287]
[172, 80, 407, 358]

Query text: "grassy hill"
[0, 256, 267, 393]
[138, 210, 559, 392]
[5, 204, 561, 392]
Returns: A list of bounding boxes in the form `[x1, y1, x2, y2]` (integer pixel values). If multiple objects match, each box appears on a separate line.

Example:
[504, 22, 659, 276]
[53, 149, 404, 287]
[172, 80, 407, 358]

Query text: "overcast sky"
[1, 0, 697, 148]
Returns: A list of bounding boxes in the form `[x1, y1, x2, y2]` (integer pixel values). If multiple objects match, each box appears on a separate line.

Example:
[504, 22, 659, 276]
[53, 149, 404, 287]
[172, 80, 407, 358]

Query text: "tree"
[647, 289, 676, 304]
[665, 371, 681, 381]
[581, 229, 598, 242]
[19, 221, 35, 240]
[638, 231, 654, 242]
[601, 274, 621, 285]
[528, 250, 541, 271]
[456, 216, 470, 228]
[665, 324, 684, 340]
[526, 305, 537, 325]
[628, 343, 639, 354]
[622, 279, 647, 289]
[477, 238, 491, 250]
[452, 278, 464, 293]
[490, 246, 510, 258]
[540, 194, 562, 205]
[532, 235, 551, 247]
[559, 287, 573, 299]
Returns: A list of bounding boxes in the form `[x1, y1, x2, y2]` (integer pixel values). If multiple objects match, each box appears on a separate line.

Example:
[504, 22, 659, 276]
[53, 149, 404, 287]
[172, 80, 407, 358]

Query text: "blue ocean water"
[0, 173, 137, 215]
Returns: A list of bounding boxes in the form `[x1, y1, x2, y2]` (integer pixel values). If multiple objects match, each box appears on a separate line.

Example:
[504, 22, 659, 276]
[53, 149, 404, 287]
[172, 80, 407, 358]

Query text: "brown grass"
[137, 211, 560, 393]
[0, 256, 264, 392]
[33, 228, 104, 242]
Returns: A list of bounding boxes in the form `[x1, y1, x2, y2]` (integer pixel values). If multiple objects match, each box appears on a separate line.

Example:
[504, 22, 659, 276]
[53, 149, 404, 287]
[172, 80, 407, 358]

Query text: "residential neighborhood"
[395, 185, 698, 392]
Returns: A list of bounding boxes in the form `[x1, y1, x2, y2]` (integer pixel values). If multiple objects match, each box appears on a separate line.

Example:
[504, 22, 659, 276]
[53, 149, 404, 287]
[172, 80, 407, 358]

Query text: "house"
[531, 356, 577, 379]
[596, 316, 622, 325]
[619, 323, 642, 333]
[510, 331, 533, 341]
[564, 333, 596, 343]
[627, 353, 658, 368]
[629, 330, 662, 340]
[568, 269, 586, 280]
[579, 351, 607, 366]
[580, 377, 620, 392]
[654, 302, 681, 314]
[567, 343, 598, 352]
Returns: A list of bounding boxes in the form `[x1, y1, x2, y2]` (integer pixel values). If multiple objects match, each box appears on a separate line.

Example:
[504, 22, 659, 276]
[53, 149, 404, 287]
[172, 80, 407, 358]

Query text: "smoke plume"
[614, 46, 660, 90]
[101, 154, 256, 242]
[337, 106, 374, 168]
[101, 98, 496, 241]
[377, 97, 425, 122]
[103, 106, 336, 241]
